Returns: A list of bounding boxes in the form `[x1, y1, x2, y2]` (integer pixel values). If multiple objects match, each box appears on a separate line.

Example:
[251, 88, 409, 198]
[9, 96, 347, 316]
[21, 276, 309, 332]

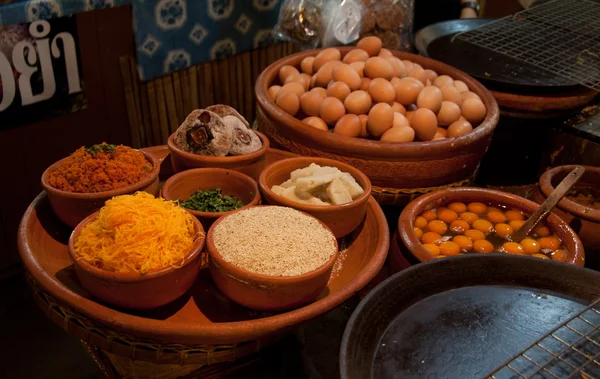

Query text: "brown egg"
[368, 78, 395, 104]
[454, 80, 469, 92]
[349, 61, 365, 78]
[405, 76, 425, 88]
[310, 87, 328, 98]
[300, 73, 312, 89]
[364, 57, 394, 80]
[391, 102, 407, 115]
[393, 112, 409, 128]
[280, 82, 305, 97]
[332, 64, 362, 91]
[434, 75, 454, 88]
[360, 77, 371, 91]
[300, 91, 324, 116]
[279, 65, 300, 83]
[426, 79, 432, 87]
[437, 101, 462, 126]
[441, 85, 463, 106]
[311, 74, 317, 88]
[403, 60, 414, 73]
[344, 90, 372, 114]
[424, 69, 438, 83]
[435, 127, 447, 138]
[381, 125, 415, 142]
[357, 36, 382, 57]
[343, 48, 370, 64]
[301, 57, 315, 75]
[320, 97, 346, 125]
[275, 91, 299, 116]
[410, 108, 437, 141]
[314, 60, 342, 87]
[268, 85, 281, 101]
[417, 86, 443, 113]
[461, 98, 486, 124]
[367, 103, 394, 137]
[327, 81, 351, 102]
[409, 66, 428, 84]
[447, 118, 473, 138]
[461, 91, 481, 102]
[390, 77, 401, 86]
[378, 48, 393, 58]
[285, 73, 309, 90]
[303, 116, 329, 131]
[394, 77, 423, 106]
[358, 114, 369, 137]
[313, 48, 342, 72]
[385, 57, 407, 78]
[413, 63, 423, 70]
[406, 110, 415, 124]
[334, 114, 362, 137]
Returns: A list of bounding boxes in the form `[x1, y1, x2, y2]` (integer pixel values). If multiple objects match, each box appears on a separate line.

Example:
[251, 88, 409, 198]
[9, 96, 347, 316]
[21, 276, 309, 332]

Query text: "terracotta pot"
[167, 130, 270, 174]
[255, 48, 500, 188]
[41, 150, 160, 228]
[68, 211, 206, 309]
[161, 168, 261, 231]
[258, 157, 372, 238]
[206, 206, 339, 311]
[397, 187, 585, 266]
[535, 165, 600, 270]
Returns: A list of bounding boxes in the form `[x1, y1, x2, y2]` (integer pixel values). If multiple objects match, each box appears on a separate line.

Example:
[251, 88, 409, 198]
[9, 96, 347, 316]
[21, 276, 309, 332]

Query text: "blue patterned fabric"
[133, 0, 282, 81]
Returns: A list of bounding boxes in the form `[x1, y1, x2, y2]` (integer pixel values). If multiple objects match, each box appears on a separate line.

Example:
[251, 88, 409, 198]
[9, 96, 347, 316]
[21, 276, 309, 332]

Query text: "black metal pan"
[415, 19, 582, 94]
[339, 254, 600, 379]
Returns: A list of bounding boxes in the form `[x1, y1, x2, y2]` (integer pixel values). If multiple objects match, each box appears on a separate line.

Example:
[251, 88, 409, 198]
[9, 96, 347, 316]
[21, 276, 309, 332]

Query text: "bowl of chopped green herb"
[161, 168, 261, 230]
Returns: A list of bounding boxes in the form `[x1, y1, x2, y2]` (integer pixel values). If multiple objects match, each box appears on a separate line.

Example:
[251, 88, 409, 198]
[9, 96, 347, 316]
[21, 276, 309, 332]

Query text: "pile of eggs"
[268, 36, 487, 143]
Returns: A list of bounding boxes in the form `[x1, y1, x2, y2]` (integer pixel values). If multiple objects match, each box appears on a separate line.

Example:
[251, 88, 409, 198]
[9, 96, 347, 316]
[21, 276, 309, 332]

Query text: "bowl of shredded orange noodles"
[68, 192, 205, 309]
[41, 143, 161, 228]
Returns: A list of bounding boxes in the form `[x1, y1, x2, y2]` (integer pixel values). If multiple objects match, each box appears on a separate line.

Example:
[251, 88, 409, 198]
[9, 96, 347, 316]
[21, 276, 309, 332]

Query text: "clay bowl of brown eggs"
[255, 36, 500, 189]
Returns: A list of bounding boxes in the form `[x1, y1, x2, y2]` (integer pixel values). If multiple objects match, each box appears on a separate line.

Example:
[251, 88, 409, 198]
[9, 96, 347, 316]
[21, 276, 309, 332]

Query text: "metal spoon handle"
[511, 166, 586, 242]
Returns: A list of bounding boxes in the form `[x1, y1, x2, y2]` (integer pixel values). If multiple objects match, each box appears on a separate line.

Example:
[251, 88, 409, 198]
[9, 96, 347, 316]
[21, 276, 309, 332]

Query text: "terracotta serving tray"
[18, 147, 389, 352]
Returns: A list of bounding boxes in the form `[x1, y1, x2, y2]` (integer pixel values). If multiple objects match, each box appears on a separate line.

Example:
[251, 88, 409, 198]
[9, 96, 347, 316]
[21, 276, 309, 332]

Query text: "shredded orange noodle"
[74, 192, 199, 274]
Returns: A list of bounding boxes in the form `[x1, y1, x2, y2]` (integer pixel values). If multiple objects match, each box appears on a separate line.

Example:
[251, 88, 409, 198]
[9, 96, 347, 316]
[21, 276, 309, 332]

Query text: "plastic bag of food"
[320, 0, 364, 47]
[274, 0, 325, 49]
[359, 0, 414, 51]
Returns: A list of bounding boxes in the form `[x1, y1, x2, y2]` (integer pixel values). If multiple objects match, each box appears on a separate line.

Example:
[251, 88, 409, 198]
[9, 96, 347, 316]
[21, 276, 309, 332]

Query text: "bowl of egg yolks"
[396, 187, 585, 266]
[255, 39, 499, 190]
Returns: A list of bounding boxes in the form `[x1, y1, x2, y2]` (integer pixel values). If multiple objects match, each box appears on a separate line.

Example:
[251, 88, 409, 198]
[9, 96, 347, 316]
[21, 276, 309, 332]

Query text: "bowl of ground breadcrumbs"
[41, 143, 160, 227]
[207, 205, 339, 311]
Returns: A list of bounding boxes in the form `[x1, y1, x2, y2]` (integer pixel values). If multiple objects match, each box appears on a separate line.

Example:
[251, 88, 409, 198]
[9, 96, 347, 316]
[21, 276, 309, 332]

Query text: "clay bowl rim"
[540, 165, 600, 223]
[167, 130, 270, 164]
[255, 47, 500, 159]
[161, 168, 262, 219]
[68, 210, 206, 283]
[206, 205, 339, 283]
[398, 187, 585, 266]
[41, 150, 160, 200]
[258, 156, 372, 212]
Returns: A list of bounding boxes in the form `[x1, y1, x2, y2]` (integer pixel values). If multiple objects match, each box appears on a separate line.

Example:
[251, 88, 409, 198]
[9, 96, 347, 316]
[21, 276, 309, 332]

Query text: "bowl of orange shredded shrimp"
[41, 143, 160, 227]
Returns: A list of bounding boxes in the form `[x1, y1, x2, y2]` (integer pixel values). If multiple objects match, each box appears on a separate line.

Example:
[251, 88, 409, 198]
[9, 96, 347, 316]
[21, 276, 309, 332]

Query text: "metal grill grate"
[455, 0, 600, 91]
[482, 298, 600, 379]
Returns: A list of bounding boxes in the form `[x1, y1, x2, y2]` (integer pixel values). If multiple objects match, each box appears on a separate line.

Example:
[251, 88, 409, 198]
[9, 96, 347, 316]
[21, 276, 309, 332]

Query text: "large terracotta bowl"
[41, 150, 160, 228]
[533, 165, 600, 270]
[161, 168, 261, 231]
[258, 157, 372, 238]
[255, 47, 500, 189]
[206, 206, 339, 311]
[68, 210, 206, 309]
[167, 130, 270, 174]
[397, 187, 585, 266]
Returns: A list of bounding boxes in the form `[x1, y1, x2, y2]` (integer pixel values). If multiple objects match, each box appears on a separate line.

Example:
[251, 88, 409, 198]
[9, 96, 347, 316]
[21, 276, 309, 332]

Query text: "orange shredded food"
[48, 143, 151, 193]
[74, 192, 199, 274]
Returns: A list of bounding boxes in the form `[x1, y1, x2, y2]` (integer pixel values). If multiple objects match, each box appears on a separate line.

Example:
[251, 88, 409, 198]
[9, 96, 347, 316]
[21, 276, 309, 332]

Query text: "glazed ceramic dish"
[397, 187, 585, 266]
[40, 150, 161, 228]
[255, 48, 500, 189]
[259, 157, 372, 238]
[18, 148, 389, 352]
[161, 168, 261, 230]
[167, 130, 270, 173]
[68, 211, 206, 309]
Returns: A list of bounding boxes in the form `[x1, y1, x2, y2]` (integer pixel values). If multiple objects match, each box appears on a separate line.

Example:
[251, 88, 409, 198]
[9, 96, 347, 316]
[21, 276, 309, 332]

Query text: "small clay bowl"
[258, 157, 372, 238]
[68, 211, 205, 309]
[167, 130, 270, 173]
[41, 150, 160, 228]
[206, 206, 339, 311]
[161, 168, 261, 230]
[397, 187, 585, 266]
